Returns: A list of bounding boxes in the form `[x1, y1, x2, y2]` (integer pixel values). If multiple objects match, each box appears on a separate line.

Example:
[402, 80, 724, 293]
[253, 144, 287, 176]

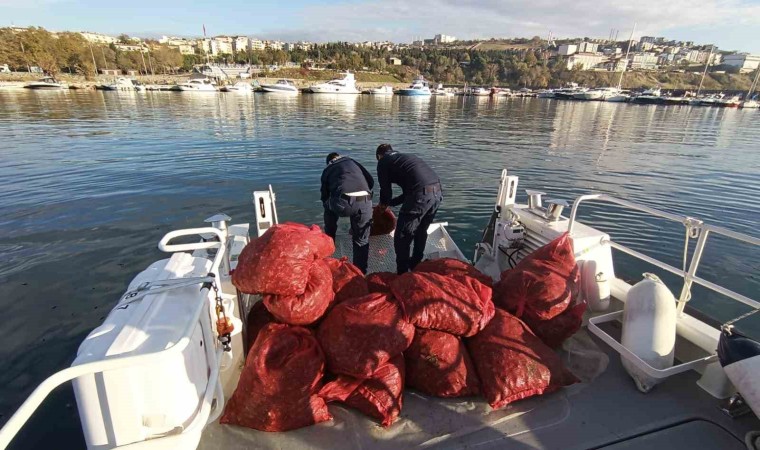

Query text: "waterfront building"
[265, 40, 284, 50]
[630, 52, 658, 70]
[566, 53, 605, 70]
[577, 41, 599, 53]
[79, 31, 117, 44]
[558, 44, 578, 56]
[249, 39, 265, 51]
[232, 37, 249, 53]
[724, 53, 760, 73]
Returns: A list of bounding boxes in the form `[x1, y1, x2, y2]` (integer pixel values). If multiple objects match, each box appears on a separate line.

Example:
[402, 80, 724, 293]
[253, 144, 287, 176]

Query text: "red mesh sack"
[467, 310, 579, 409]
[325, 257, 369, 303]
[317, 293, 414, 378]
[414, 258, 493, 287]
[523, 300, 587, 349]
[263, 259, 334, 325]
[232, 223, 334, 296]
[319, 355, 405, 427]
[246, 301, 276, 348]
[389, 272, 495, 337]
[492, 233, 578, 320]
[220, 323, 331, 431]
[366, 272, 398, 295]
[371, 206, 397, 236]
[405, 328, 480, 398]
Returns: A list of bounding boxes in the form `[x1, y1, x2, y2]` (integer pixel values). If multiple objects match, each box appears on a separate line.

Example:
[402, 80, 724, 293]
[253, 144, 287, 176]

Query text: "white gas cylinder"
[621, 273, 677, 393]
[580, 259, 611, 312]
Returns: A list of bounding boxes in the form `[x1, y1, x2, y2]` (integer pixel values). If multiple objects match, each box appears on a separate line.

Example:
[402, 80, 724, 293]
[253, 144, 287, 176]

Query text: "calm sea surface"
[1, 90, 758, 448]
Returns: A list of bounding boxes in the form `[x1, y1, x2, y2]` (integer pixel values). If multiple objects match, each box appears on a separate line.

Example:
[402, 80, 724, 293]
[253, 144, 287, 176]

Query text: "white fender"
[580, 259, 610, 312]
[620, 273, 677, 393]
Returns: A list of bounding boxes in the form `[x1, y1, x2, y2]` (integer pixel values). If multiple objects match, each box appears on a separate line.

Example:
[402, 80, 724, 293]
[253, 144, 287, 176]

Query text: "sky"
[3, 0, 760, 53]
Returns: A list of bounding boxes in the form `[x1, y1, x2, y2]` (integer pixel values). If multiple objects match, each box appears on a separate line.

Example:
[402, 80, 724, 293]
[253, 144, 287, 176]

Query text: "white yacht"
[396, 76, 432, 96]
[24, 77, 67, 90]
[606, 91, 632, 102]
[260, 79, 299, 94]
[740, 99, 759, 109]
[537, 89, 555, 98]
[432, 84, 455, 96]
[1, 170, 758, 450]
[175, 79, 218, 92]
[368, 85, 394, 95]
[308, 72, 360, 94]
[103, 78, 141, 91]
[468, 87, 491, 96]
[574, 87, 621, 101]
[220, 82, 254, 93]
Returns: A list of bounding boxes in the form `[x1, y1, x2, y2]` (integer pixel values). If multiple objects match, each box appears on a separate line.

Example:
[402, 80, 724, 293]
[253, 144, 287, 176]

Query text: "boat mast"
[747, 66, 760, 100]
[696, 46, 714, 97]
[616, 22, 636, 90]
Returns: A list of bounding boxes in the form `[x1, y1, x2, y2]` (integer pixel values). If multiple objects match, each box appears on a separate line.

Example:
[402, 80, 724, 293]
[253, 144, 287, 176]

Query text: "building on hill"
[566, 53, 605, 70]
[389, 57, 402, 66]
[434, 34, 456, 44]
[79, 32, 117, 44]
[630, 52, 658, 70]
[249, 39, 265, 51]
[723, 53, 760, 73]
[577, 41, 599, 53]
[558, 44, 577, 56]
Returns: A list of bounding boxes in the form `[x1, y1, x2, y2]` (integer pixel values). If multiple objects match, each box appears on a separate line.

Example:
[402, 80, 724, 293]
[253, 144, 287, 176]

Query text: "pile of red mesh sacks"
[224, 223, 581, 433]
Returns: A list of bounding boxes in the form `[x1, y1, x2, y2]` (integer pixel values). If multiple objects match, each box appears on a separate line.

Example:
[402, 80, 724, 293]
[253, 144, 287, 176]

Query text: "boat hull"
[396, 89, 431, 96]
[261, 85, 298, 94]
[309, 86, 360, 94]
[24, 84, 64, 89]
[632, 96, 664, 105]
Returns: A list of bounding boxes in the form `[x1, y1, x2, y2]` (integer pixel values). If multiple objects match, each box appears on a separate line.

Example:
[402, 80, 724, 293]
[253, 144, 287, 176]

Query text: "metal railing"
[0, 227, 228, 449]
[567, 194, 760, 314]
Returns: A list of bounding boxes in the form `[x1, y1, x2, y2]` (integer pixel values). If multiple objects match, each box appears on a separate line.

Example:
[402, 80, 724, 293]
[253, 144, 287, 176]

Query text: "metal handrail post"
[678, 228, 709, 314]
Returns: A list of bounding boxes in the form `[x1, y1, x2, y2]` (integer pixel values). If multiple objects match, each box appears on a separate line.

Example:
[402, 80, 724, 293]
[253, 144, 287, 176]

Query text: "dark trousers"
[394, 188, 443, 274]
[324, 195, 372, 273]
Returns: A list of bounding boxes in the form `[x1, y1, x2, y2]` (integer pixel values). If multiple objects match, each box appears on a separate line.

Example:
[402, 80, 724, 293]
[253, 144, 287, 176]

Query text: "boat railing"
[567, 193, 760, 314]
[0, 227, 230, 449]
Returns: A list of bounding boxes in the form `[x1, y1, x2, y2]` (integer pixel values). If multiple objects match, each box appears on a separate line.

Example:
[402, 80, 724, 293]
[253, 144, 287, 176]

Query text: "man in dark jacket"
[375, 143, 442, 274]
[321, 152, 374, 273]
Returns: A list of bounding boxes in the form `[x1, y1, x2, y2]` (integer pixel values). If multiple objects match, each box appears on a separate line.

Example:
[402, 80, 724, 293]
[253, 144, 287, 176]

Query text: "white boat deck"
[199, 222, 760, 450]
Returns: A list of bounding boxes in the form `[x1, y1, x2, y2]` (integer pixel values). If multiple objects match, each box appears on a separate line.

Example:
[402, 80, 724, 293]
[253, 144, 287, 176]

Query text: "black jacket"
[321, 157, 375, 202]
[377, 152, 439, 206]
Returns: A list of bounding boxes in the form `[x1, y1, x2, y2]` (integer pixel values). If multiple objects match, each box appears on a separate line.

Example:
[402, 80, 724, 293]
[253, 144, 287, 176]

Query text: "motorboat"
[1, 169, 758, 450]
[467, 87, 491, 97]
[308, 72, 360, 94]
[631, 87, 663, 105]
[220, 82, 254, 93]
[692, 93, 725, 106]
[553, 85, 588, 100]
[660, 95, 690, 105]
[717, 95, 741, 108]
[537, 89, 555, 98]
[175, 78, 218, 92]
[24, 76, 67, 89]
[605, 91, 631, 102]
[740, 99, 759, 108]
[103, 78, 141, 91]
[396, 76, 432, 96]
[368, 85, 394, 95]
[260, 79, 299, 94]
[431, 84, 455, 96]
[574, 87, 620, 101]
[490, 88, 511, 97]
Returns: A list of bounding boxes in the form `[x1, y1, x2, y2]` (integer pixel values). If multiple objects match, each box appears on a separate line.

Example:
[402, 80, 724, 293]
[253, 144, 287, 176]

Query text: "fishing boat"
[396, 76, 432, 96]
[260, 79, 299, 94]
[220, 82, 254, 93]
[175, 78, 218, 92]
[368, 85, 394, 95]
[24, 76, 67, 90]
[308, 72, 360, 94]
[1, 169, 758, 450]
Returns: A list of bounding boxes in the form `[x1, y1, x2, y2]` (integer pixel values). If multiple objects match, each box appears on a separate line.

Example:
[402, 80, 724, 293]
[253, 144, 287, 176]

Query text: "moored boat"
[309, 72, 360, 94]
[260, 79, 298, 94]
[220, 82, 254, 93]
[396, 76, 432, 96]
[24, 77, 67, 90]
[174, 78, 218, 92]
[368, 85, 394, 95]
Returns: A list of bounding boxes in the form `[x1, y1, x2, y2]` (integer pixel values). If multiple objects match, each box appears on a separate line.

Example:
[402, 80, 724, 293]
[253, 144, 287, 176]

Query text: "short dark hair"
[326, 152, 340, 164]
[376, 143, 393, 157]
